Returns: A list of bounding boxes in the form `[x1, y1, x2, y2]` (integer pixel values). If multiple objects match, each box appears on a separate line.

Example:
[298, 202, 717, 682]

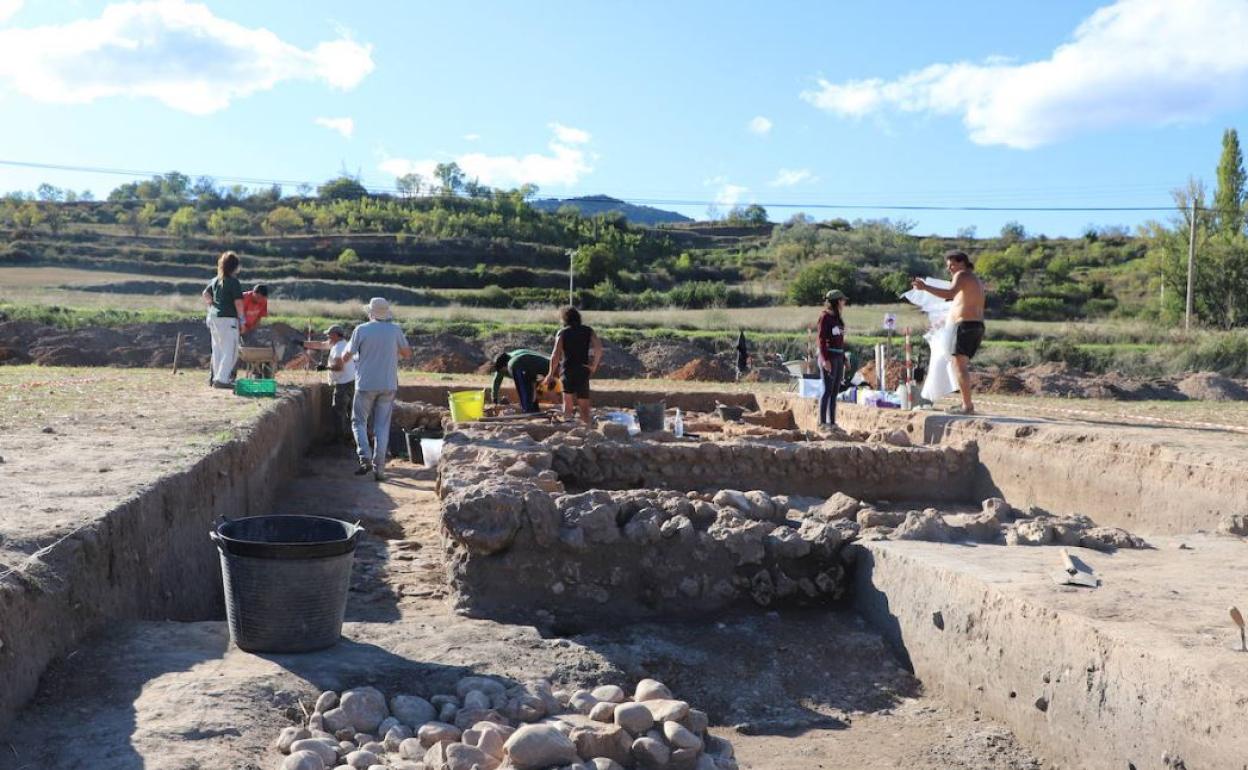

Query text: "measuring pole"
[1185, 203, 1197, 331]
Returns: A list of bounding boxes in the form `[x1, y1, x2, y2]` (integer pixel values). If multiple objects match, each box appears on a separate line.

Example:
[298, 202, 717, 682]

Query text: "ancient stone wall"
[437, 426, 980, 625]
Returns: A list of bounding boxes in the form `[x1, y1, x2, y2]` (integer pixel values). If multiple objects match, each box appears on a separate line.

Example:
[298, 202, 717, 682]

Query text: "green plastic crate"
[234, 378, 277, 397]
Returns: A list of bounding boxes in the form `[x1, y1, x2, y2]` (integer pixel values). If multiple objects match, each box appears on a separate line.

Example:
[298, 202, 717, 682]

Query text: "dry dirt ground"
[0, 366, 288, 568]
[3, 450, 1045, 770]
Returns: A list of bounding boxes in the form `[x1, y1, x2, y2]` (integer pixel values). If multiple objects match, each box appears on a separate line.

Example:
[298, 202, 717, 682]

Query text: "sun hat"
[364, 297, 393, 321]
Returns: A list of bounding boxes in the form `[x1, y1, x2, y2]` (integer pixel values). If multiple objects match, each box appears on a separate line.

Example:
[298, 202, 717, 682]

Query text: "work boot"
[374, 467, 386, 482]
[354, 460, 373, 476]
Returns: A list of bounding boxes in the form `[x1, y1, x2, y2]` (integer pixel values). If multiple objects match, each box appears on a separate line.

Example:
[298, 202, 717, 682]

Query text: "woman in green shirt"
[201, 251, 245, 388]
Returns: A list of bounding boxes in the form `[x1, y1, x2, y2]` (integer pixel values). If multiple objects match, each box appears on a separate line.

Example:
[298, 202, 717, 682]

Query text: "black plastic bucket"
[211, 515, 363, 653]
[636, 401, 666, 432]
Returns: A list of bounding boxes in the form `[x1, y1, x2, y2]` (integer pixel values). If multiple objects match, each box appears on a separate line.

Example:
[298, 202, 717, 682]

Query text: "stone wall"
[437, 425, 980, 625]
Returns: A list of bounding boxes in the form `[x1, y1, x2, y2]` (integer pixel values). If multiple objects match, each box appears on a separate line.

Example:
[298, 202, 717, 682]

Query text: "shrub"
[1011, 296, 1067, 321]
[788, 259, 856, 305]
[337, 248, 360, 266]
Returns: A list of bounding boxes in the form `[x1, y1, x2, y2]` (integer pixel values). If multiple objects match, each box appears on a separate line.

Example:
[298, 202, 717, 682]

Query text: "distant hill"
[530, 195, 691, 226]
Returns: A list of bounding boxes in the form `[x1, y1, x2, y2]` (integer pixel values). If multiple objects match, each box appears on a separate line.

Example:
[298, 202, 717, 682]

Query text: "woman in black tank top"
[544, 306, 604, 424]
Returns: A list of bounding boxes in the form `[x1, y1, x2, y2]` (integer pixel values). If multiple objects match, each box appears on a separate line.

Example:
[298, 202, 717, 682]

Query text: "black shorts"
[561, 366, 591, 399]
[954, 321, 985, 359]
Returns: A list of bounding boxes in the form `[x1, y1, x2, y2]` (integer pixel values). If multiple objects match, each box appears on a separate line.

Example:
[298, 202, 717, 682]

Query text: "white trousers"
[208, 316, 239, 384]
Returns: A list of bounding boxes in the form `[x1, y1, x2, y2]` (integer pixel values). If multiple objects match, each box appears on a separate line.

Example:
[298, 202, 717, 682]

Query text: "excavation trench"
[1, 383, 1245, 770]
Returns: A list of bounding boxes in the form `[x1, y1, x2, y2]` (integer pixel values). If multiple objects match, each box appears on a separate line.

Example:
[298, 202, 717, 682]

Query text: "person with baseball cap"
[303, 324, 356, 444]
[342, 298, 412, 480]
[816, 289, 850, 427]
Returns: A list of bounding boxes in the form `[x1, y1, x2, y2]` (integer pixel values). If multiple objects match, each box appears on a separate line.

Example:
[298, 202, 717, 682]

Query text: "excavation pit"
[2, 379, 1247, 769]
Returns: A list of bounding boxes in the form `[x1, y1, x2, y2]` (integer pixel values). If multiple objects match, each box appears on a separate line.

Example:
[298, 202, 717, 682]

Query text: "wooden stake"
[171, 332, 183, 375]
[1231, 606, 1245, 652]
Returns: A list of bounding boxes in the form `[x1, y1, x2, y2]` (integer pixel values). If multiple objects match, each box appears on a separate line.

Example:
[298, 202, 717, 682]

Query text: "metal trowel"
[1050, 548, 1099, 588]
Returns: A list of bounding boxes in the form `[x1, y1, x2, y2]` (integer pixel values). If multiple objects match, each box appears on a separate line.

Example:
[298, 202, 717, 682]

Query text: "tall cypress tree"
[1214, 128, 1246, 236]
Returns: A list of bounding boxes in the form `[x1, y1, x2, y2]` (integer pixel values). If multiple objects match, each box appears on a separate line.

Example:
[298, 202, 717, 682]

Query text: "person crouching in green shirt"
[491, 349, 551, 413]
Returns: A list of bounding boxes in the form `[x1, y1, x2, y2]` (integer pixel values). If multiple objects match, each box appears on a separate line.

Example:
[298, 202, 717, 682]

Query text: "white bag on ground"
[902, 278, 958, 402]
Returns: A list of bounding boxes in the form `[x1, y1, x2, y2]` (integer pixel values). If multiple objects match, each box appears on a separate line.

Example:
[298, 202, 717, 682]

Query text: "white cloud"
[463, 133, 480, 141]
[0, 0, 374, 114]
[769, 168, 816, 187]
[380, 124, 595, 188]
[800, 0, 1248, 148]
[314, 116, 354, 138]
[549, 122, 590, 144]
[714, 183, 748, 207]
[0, 1, 23, 24]
[747, 115, 772, 135]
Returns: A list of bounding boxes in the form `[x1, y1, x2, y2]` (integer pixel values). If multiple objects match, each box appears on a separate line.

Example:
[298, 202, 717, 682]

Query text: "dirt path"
[3, 450, 1046, 770]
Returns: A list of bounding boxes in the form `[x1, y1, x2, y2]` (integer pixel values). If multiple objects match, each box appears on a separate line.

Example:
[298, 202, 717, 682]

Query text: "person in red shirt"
[240, 284, 270, 337]
[816, 289, 849, 427]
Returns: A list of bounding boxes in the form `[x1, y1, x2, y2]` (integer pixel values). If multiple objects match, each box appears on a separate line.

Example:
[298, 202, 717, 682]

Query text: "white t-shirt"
[329, 339, 357, 385]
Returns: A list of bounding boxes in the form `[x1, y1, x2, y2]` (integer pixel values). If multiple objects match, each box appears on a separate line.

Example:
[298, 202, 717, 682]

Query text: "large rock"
[633, 679, 673, 702]
[443, 485, 524, 555]
[570, 721, 633, 766]
[391, 695, 436, 727]
[632, 736, 671, 768]
[614, 702, 655, 734]
[814, 492, 862, 520]
[340, 687, 389, 733]
[891, 510, 954, 543]
[641, 699, 690, 722]
[505, 723, 580, 769]
[281, 750, 326, 770]
[663, 720, 703, 751]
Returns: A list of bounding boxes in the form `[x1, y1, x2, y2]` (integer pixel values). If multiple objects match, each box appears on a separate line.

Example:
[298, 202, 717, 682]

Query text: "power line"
[0, 157, 1186, 213]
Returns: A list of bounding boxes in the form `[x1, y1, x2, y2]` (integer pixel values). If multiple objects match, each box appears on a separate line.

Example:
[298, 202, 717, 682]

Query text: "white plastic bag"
[902, 278, 958, 402]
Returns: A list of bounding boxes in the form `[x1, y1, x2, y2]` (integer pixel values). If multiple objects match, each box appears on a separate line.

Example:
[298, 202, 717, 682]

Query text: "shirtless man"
[911, 250, 986, 414]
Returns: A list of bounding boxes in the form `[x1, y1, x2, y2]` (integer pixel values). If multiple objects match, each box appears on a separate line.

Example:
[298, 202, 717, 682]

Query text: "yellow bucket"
[448, 389, 485, 422]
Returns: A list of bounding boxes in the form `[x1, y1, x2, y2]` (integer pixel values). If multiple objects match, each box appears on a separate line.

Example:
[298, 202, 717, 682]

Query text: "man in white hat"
[342, 297, 412, 480]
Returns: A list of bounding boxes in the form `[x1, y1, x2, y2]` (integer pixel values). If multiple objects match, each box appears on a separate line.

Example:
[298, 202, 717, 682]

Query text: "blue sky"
[1, 0, 1247, 236]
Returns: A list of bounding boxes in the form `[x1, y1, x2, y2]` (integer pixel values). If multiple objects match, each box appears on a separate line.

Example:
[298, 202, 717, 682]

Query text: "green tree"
[1214, 128, 1246, 236]
[123, 202, 157, 236]
[207, 206, 252, 239]
[41, 203, 65, 235]
[12, 202, 43, 232]
[572, 243, 622, 287]
[396, 173, 424, 199]
[263, 206, 305, 236]
[36, 183, 64, 202]
[312, 209, 337, 235]
[434, 162, 464, 196]
[1000, 221, 1027, 242]
[168, 206, 198, 240]
[787, 259, 857, 305]
[317, 176, 369, 201]
[338, 248, 360, 266]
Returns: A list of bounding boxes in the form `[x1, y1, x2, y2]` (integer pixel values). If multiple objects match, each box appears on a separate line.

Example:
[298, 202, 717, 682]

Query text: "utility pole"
[1185, 203, 1197, 331]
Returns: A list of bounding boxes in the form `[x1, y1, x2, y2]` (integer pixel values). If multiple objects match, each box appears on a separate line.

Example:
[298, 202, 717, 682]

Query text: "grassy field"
[0, 265, 1196, 340]
[6, 265, 1248, 377]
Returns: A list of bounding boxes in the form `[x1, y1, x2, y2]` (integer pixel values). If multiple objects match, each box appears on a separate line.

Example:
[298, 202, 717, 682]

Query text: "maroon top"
[817, 310, 845, 362]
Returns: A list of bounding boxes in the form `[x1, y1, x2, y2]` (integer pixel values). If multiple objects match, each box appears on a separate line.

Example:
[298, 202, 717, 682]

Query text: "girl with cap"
[817, 289, 849, 427]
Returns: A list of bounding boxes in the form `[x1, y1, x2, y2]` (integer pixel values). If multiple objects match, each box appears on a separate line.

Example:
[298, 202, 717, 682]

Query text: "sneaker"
[211, 380, 234, 390]
[947, 405, 976, 415]
[353, 461, 373, 476]
[373, 468, 386, 482]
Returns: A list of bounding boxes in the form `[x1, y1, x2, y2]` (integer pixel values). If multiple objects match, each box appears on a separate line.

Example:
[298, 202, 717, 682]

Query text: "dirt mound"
[741, 366, 791, 383]
[1019, 362, 1088, 398]
[408, 333, 486, 374]
[478, 331, 553, 364]
[1085, 373, 1183, 401]
[595, 340, 643, 379]
[629, 338, 707, 376]
[972, 371, 1027, 395]
[1177, 372, 1248, 401]
[0, 346, 31, 365]
[669, 357, 736, 382]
